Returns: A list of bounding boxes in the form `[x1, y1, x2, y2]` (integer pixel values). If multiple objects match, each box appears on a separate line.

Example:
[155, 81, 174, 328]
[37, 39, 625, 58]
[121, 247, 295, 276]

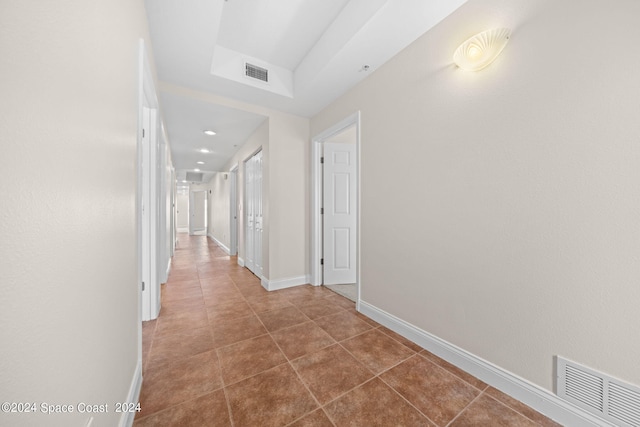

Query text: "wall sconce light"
[453, 28, 511, 71]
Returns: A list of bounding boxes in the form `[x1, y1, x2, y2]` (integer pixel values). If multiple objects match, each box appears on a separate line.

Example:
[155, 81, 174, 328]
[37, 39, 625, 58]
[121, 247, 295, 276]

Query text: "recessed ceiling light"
[203, 130, 216, 136]
[199, 148, 210, 153]
[196, 161, 205, 165]
[194, 168, 200, 172]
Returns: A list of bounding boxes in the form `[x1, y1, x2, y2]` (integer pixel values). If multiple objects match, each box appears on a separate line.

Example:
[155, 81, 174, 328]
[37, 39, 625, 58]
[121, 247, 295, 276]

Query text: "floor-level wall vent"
[557, 356, 640, 426]
[245, 62, 268, 83]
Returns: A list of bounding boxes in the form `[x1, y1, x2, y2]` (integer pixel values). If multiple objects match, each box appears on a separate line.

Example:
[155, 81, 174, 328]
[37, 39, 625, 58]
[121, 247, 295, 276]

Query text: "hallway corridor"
[134, 234, 560, 426]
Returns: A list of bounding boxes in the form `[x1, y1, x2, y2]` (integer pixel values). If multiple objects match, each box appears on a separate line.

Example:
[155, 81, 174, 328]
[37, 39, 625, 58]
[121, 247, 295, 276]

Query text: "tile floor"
[134, 234, 562, 426]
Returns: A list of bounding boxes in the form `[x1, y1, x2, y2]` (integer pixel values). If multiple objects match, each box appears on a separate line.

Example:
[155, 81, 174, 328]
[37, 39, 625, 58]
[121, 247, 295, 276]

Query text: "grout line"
[444, 389, 485, 427]
[375, 365, 440, 426]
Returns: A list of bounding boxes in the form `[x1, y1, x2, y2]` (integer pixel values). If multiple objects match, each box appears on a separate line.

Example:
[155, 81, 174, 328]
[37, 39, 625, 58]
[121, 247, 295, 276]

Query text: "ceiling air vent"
[245, 62, 268, 83]
[557, 356, 640, 426]
[185, 172, 203, 182]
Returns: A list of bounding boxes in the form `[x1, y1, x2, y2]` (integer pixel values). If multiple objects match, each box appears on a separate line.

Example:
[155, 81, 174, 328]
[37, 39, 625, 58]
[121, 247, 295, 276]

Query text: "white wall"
[0, 1, 151, 426]
[311, 0, 640, 393]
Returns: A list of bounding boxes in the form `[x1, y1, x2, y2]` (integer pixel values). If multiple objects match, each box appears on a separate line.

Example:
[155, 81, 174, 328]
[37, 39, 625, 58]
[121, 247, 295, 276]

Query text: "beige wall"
[0, 0, 151, 426]
[267, 113, 310, 280]
[207, 173, 230, 245]
[312, 0, 640, 392]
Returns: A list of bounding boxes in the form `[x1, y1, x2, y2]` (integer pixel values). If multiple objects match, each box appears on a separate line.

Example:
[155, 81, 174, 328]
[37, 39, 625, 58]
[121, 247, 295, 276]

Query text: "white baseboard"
[238, 257, 245, 267]
[207, 233, 231, 255]
[118, 360, 142, 427]
[358, 301, 612, 427]
[261, 275, 311, 292]
[177, 227, 188, 233]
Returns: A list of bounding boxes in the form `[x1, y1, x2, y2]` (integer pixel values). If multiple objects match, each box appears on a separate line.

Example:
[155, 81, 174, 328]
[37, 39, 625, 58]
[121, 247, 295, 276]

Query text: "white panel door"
[323, 142, 356, 285]
[254, 151, 263, 276]
[189, 190, 206, 234]
[245, 151, 262, 276]
[176, 193, 189, 229]
[245, 156, 255, 272]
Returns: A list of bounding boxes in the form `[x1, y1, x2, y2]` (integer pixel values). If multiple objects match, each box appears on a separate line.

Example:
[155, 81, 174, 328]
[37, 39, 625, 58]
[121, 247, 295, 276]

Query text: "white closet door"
[254, 151, 263, 276]
[323, 142, 356, 285]
[245, 150, 262, 277]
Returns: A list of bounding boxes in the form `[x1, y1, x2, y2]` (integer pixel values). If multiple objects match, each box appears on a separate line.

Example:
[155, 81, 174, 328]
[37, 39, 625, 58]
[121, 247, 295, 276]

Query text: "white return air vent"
[245, 62, 268, 83]
[557, 356, 640, 426]
[185, 172, 203, 183]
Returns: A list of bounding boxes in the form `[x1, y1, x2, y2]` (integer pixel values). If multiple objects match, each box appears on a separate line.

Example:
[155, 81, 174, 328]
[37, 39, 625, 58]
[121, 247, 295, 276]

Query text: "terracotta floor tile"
[313, 310, 373, 341]
[246, 293, 293, 313]
[419, 350, 488, 391]
[167, 266, 197, 276]
[160, 295, 206, 315]
[484, 387, 563, 427]
[290, 344, 373, 404]
[206, 300, 254, 323]
[154, 308, 209, 338]
[275, 286, 328, 302]
[324, 378, 434, 426]
[134, 390, 230, 427]
[322, 292, 356, 310]
[164, 279, 200, 288]
[380, 355, 481, 426]
[162, 285, 203, 302]
[226, 364, 318, 427]
[450, 393, 539, 427]
[141, 319, 156, 346]
[346, 307, 381, 327]
[236, 283, 269, 298]
[217, 334, 287, 385]
[210, 313, 267, 348]
[296, 299, 345, 319]
[147, 326, 214, 369]
[138, 350, 223, 417]
[200, 278, 236, 291]
[341, 328, 416, 374]
[270, 321, 336, 360]
[203, 290, 245, 307]
[376, 325, 424, 352]
[287, 409, 334, 427]
[257, 305, 310, 332]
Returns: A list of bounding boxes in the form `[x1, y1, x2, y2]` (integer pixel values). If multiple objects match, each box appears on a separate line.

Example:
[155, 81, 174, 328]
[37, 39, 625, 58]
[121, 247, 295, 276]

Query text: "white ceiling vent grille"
[245, 62, 268, 82]
[185, 172, 203, 182]
[557, 356, 640, 426]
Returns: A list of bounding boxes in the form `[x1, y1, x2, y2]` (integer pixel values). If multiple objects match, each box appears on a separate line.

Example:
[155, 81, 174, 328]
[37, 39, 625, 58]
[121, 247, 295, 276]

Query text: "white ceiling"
[145, 0, 467, 181]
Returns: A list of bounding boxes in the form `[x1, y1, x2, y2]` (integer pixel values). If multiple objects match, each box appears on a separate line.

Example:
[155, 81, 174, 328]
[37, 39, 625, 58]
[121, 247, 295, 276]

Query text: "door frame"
[229, 165, 238, 256]
[138, 39, 160, 323]
[310, 112, 361, 308]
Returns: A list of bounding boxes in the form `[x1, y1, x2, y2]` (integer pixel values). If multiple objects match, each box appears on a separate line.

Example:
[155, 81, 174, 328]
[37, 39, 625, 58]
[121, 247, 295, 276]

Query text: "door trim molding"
[229, 165, 238, 256]
[310, 111, 361, 308]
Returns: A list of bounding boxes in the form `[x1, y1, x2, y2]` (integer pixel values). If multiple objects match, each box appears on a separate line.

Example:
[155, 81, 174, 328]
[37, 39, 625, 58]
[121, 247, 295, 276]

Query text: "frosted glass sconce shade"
[453, 28, 511, 71]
